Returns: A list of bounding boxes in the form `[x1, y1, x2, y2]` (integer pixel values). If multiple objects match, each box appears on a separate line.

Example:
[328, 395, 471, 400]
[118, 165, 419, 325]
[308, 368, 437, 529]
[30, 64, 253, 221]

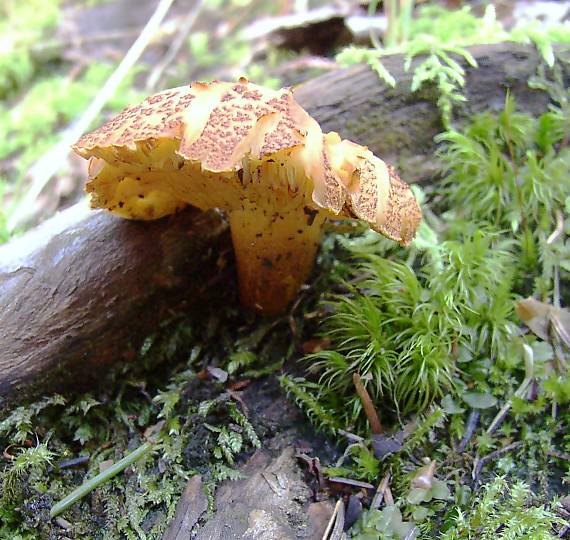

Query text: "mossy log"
[295, 42, 570, 183]
[0, 42, 566, 398]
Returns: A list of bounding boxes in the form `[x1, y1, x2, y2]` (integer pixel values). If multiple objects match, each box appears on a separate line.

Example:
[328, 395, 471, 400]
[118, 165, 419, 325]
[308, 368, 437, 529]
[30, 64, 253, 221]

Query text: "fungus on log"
[0, 42, 567, 397]
[73, 79, 420, 315]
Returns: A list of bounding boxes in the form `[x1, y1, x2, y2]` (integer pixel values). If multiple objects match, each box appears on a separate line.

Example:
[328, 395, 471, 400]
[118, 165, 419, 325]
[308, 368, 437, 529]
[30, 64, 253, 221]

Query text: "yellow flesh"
[86, 140, 324, 313]
[87, 139, 315, 215]
[230, 203, 325, 315]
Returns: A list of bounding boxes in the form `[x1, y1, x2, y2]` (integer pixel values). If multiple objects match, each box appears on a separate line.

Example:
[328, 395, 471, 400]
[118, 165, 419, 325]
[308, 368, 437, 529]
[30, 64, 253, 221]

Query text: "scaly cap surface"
[73, 79, 421, 244]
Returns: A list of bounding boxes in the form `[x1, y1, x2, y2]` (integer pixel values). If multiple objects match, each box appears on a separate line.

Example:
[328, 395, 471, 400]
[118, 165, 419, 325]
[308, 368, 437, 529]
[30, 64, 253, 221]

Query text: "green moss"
[336, 3, 570, 126]
[1, 4, 569, 538]
[441, 476, 564, 539]
[280, 85, 569, 537]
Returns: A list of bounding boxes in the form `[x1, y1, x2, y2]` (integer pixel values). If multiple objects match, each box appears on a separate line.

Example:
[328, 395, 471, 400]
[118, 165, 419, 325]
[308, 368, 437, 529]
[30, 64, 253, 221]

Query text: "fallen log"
[0, 203, 230, 398]
[295, 42, 570, 182]
[1, 42, 566, 397]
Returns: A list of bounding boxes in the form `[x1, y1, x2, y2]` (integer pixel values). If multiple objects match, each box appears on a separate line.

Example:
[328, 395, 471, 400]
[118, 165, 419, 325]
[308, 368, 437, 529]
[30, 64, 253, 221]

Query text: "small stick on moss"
[50, 442, 152, 518]
[353, 373, 383, 434]
[370, 472, 391, 509]
[384, 486, 395, 505]
[472, 441, 523, 484]
[57, 455, 90, 470]
[338, 429, 365, 444]
[486, 344, 534, 436]
[546, 449, 570, 461]
[322, 499, 345, 540]
[457, 410, 480, 452]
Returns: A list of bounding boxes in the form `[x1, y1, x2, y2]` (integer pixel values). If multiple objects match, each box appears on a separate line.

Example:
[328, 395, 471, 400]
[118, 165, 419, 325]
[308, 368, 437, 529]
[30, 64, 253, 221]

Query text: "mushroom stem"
[229, 203, 325, 315]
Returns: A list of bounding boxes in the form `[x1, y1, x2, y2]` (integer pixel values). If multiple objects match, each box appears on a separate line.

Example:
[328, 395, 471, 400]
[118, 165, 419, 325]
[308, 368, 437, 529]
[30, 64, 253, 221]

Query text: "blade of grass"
[50, 442, 152, 518]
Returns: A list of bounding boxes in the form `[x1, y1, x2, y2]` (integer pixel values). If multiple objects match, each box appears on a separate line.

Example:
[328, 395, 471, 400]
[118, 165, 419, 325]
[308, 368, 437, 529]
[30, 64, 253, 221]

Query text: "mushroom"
[72, 79, 421, 315]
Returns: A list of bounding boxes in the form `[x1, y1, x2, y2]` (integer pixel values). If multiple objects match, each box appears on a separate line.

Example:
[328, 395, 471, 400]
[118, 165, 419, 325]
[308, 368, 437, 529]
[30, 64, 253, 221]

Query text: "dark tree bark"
[295, 42, 570, 183]
[0, 204, 230, 398]
[0, 42, 565, 398]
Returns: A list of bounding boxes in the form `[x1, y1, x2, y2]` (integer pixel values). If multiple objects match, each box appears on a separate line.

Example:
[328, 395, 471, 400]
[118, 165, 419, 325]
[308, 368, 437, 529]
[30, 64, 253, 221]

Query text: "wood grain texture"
[162, 475, 208, 540]
[0, 203, 229, 397]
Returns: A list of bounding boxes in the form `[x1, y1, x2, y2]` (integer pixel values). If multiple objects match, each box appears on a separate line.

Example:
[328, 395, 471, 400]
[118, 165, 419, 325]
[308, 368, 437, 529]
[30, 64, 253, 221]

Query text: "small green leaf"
[461, 392, 498, 409]
[430, 478, 451, 500]
[78, 397, 101, 415]
[441, 395, 465, 414]
[226, 351, 257, 375]
[73, 425, 94, 445]
[412, 506, 430, 521]
[408, 487, 430, 504]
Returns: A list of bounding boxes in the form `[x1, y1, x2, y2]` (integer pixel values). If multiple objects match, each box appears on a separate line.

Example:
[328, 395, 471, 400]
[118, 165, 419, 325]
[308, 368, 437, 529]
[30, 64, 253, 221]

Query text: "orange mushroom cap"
[73, 79, 421, 313]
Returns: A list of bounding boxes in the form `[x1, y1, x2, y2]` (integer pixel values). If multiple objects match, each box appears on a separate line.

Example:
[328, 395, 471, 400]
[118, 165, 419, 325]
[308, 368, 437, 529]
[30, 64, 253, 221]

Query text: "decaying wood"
[195, 448, 310, 539]
[0, 42, 567, 397]
[194, 387, 335, 540]
[295, 42, 570, 183]
[0, 203, 230, 398]
[162, 475, 208, 540]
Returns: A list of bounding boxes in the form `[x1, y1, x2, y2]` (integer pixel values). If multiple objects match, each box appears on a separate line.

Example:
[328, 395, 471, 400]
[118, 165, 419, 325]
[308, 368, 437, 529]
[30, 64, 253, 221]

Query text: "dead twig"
[328, 477, 375, 491]
[146, 0, 206, 91]
[472, 441, 524, 484]
[54, 517, 72, 531]
[2, 445, 17, 461]
[457, 410, 480, 452]
[547, 449, 570, 461]
[338, 429, 365, 444]
[288, 287, 306, 340]
[384, 486, 394, 505]
[547, 210, 565, 310]
[547, 209, 565, 245]
[295, 451, 326, 489]
[57, 456, 90, 469]
[322, 499, 345, 540]
[370, 472, 391, 509]
[486, 344, 534, 436]
[31, 29, 145, 58]
[368, 0, 383, 50]
[353, 373, 383, 434]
